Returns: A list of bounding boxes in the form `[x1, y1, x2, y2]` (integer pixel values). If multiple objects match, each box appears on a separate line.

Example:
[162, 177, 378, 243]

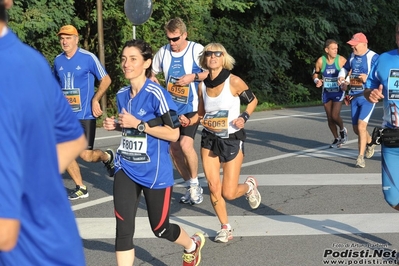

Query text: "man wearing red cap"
[54, 24, 114, 200]
[338, 32, 379, 168]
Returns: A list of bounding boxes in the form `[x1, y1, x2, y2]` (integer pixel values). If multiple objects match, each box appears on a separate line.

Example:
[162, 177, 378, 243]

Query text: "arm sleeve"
[0, 104, 23, 219]
[152, 46, 165, 75]
[193, 43, 205, 70]
[338, 57, 351, 78]
[365, 59, 381, 89]
[89, 53, 108, 81]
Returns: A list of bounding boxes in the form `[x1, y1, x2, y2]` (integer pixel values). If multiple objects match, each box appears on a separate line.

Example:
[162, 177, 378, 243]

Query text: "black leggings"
[113, 169, 181, 251]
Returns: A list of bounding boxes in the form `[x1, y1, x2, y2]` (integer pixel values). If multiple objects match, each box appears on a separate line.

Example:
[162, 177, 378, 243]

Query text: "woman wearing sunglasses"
[180, 43, 261, 243]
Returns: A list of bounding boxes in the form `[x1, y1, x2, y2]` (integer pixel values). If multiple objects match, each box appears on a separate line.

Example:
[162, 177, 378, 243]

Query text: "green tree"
[6, 0, 399, 111]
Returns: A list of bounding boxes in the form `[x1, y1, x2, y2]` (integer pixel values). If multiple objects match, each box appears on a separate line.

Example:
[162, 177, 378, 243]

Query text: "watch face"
[138, 122, 145, 132]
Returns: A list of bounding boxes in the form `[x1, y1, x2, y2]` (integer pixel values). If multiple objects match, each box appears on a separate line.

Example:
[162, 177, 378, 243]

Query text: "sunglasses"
[167, 35, 182, 42]
[204, 51, 223, 57]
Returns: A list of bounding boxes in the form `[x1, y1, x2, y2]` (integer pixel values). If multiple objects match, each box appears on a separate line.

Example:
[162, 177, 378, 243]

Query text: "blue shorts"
[350, 95, 375, 125]
[381, 144, 399, 207]
[322, 90, 344, 104]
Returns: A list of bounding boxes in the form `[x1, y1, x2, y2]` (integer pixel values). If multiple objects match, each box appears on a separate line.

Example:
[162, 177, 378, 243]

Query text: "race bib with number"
[388, 69, 399, 100]
[202, 110, 229, 138]
[349, 74, 364, 91]
[323, 77, 339, 92]
[62, 88, 82, 112]
[167, 76, 189, 104]
[117, 129, 149, 162]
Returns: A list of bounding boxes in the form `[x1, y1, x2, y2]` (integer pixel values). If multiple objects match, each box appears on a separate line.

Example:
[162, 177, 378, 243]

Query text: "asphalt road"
[64, 102, 399, 266]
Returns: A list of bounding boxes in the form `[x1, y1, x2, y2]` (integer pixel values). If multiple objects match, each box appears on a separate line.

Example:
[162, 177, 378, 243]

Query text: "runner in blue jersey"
[0, 1, 86, 264]
[103, 39, 205, 266]
[364, 22, 399, 211]
[53, 25, 115, 200]
[151, 17, 208, 205]
[312, 39, 348, 148]
[338, 32, 379, 168]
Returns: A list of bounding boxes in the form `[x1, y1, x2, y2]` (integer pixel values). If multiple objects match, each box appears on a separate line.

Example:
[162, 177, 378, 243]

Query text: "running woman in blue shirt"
[313, 39, 348, 148]
[364, 22, 399, 211]
[0, 1, 87, 264]
[103, 39, 205, 266]
[54, 25, 115, 200]
[338, 33, 379, 168]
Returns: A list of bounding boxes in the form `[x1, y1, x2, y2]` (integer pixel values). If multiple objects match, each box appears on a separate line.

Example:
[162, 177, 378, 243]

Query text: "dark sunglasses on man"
[167, 35, 182, 42]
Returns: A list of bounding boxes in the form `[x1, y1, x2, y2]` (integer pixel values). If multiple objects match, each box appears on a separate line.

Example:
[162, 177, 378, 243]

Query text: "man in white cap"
[338, 32, 379, 168]
[54, 24, 114, 200]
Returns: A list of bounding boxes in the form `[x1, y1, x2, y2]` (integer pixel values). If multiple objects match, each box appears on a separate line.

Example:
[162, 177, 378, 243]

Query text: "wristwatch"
[137, 121, 146, 133]
[194, 73, 199, 81]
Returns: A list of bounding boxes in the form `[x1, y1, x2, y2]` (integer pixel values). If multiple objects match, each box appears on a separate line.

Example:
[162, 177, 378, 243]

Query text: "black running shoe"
[103, 149, 115, 177]
[68, 185, 89, 200]
[330, 138, 339, 148]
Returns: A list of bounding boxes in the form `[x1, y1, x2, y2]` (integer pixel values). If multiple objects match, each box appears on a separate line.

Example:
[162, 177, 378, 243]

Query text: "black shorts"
[201, 129, 245, 162]
[180, 112, 199, 139]
[79, 119, 96, 150]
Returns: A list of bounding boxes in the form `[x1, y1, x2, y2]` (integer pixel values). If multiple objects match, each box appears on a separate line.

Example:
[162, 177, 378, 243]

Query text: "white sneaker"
[365, 144, 375, 159]
[355, 155, 365, 168]
[189, 183, 203, 205]
[214, 225, 233, 243]
[245, 176, 261, 209]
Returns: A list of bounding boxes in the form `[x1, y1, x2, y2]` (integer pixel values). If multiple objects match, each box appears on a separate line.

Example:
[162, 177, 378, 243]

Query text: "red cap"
[347, 33, 368, 46]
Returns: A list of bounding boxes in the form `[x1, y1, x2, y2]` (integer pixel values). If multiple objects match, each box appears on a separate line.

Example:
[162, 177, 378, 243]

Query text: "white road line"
[76, 212, 399, 239]
[72, 173, 381, 211]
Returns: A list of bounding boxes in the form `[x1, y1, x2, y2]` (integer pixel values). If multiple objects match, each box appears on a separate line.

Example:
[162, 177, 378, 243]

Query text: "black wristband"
[239, 111, 250, 123]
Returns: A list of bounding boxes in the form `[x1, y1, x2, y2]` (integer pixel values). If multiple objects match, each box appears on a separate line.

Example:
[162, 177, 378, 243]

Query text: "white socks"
[189, 177, 199, 187]
[185, 240, 196, 253]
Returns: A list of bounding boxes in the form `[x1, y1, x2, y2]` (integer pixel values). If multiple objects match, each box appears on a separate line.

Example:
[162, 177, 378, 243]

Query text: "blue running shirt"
[0, 30, 85, 266]
[114, 79, 178, 189]
[54, 47, 108, 119]
[366, 49, 399, 128]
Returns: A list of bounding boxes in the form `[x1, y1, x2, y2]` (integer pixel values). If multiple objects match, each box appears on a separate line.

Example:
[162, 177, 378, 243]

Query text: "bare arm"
[180, 83, 204, 126]
[312, 57, 323, 88]
[56, 134, 87, 173]
[175, 70, 209, 86]
[92, 74, 112, 117]
[230, 75, 258, 129]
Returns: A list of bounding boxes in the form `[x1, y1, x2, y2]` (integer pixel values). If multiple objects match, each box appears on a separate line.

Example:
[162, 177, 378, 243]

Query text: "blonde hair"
[199, 43, 235, 70]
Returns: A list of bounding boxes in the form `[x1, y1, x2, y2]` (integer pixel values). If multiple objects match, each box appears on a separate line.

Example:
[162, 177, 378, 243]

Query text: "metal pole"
[97, 0, 107, 116]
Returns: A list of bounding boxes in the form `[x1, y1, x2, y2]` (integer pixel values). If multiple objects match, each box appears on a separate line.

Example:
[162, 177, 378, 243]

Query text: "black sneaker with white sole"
[103, 149, 115, 177]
